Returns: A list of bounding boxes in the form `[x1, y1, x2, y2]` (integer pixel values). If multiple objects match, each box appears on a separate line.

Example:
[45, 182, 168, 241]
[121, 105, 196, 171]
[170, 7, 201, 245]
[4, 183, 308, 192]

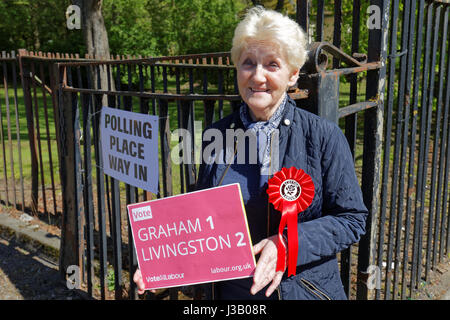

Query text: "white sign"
[100, 106, 159, 193]
[131, 205, 153, 222]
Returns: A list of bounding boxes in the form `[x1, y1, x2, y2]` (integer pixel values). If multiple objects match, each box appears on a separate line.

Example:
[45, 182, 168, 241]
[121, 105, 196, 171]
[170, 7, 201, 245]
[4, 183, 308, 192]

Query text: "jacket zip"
[216, 137, 238, 187]
[299, 278, 332, 300]
[267, 130, 282, 301]
[213, 130, 284, 300]
[211, 136, 239, 300]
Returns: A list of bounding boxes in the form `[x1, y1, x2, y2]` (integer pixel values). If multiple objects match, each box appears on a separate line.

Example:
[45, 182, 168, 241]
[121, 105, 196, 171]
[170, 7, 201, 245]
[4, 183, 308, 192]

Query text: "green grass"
[337, 77, 368, 177]
[0, 85, 60, 193]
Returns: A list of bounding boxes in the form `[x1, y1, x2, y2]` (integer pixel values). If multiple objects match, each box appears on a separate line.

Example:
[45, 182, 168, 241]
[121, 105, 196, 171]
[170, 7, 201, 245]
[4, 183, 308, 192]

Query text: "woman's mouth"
[250, 88, 270, 93]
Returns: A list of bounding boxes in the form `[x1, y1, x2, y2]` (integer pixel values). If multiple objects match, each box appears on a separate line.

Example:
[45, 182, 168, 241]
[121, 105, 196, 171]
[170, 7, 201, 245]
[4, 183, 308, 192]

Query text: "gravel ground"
[0, 209, 448, 301]
[0, 234, 82, 300]
[414, 257, 450, 300]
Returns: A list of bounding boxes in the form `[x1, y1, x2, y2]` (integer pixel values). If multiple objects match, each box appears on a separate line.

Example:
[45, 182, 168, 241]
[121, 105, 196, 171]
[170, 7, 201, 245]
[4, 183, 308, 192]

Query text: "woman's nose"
[252, 64, 266, 83]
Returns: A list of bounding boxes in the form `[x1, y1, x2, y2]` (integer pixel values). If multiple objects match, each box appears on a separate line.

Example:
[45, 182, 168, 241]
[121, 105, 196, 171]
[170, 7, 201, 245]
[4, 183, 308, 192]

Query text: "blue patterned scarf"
[239, 94, 286, 175]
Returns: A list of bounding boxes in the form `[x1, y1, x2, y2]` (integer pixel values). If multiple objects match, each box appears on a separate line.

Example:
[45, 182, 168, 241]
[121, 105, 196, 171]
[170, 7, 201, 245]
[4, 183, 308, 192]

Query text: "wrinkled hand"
[133, 269, 156, 295]
[250, 235, 285, 297]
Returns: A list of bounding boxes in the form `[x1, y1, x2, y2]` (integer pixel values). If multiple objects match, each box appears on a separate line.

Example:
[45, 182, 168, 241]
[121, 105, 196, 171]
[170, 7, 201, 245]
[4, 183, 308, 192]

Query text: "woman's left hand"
[250, 235, 284, 297]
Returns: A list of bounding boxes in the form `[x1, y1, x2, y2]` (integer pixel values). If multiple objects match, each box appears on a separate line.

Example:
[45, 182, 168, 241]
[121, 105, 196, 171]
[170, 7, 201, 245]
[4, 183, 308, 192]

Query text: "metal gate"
[294, 0, 450, 300]
[0, 0, 448, 300]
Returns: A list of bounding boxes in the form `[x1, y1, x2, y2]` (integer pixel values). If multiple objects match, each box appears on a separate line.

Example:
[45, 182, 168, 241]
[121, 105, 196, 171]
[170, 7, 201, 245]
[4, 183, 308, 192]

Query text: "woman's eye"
[268, 62, 279, 68]
[242, 58, 254, 65]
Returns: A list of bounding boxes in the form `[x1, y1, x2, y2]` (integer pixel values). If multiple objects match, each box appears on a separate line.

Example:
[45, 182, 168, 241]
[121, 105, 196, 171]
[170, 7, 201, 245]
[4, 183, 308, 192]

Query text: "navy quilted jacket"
[196, 96, 368, 300]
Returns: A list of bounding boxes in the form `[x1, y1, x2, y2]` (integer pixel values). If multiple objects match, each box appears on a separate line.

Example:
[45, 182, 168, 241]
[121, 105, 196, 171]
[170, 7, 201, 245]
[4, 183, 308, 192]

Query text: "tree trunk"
[73, 0, 113, 98]
[60, 0, 112, 280]
[73, 0, 110, 59]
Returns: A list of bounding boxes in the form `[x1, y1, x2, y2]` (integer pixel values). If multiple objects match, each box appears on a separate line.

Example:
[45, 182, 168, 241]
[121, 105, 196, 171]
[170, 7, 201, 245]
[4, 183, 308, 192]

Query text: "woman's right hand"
[133, 269, 156, 295]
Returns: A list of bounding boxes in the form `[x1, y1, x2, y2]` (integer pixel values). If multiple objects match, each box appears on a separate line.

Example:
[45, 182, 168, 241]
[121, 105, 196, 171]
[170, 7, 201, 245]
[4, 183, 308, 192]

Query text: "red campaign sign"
[127, 183, 256, 290]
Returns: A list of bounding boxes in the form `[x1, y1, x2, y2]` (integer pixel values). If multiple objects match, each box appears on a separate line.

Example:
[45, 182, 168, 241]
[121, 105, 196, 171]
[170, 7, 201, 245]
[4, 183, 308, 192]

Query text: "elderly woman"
[135, 6, 368, 300]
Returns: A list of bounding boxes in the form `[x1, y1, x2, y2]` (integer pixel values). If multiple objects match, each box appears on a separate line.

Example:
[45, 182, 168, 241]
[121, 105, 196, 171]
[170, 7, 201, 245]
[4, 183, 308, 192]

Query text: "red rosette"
[267, 167, 315, 276]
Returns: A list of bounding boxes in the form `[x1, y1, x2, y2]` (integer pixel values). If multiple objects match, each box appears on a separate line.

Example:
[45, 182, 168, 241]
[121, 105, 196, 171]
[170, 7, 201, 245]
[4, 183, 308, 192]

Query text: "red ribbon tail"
[276, 212, 288, 273]
[268, 167, 313, 277]
[286, 205, 299, 277]
[276, 203, 299, 276]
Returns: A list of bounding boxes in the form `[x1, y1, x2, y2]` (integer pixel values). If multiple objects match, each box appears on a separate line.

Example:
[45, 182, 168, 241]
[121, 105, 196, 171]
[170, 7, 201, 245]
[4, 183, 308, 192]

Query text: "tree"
[71, 0, 113, 104]
[246, 0, 296, 15]
[103, 0, 246, 57]
[72, 0, 110, 59]
[0, 0, 84, 53]
[102, 0, 157, 57]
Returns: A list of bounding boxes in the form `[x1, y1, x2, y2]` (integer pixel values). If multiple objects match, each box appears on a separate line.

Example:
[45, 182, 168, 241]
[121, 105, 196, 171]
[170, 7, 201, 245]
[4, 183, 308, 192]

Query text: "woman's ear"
[287, 68, 300, 87]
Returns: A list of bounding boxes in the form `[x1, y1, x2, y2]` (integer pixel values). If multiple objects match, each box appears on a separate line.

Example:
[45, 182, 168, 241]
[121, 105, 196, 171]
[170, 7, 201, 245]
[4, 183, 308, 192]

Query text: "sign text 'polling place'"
[100, 106, 158, 193]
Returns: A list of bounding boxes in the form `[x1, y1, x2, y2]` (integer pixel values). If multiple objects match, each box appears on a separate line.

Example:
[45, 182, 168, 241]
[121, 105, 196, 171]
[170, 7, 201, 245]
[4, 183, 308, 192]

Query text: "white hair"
[231, 6, 308, 72]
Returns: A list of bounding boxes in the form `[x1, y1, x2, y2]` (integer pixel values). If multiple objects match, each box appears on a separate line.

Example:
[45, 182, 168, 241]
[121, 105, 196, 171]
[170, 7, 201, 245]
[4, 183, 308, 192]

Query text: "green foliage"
[342, 0, 370, 57]
[142, 0, 246, 56]
[102, 0, 246, 57]
[0, 0, 84, 53]
[0, 0, 246, 56]
[303, 0, 371, 85]
[107, 268, 115, 291]
[0, 0, 372, 60]
[318, 0, 370, 56]
[243, 0, 296, 15]
[102, 0, 157, 57]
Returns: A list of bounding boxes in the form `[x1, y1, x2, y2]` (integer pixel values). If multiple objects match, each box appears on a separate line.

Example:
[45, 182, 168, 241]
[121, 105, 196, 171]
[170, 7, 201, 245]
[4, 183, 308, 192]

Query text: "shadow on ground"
[0, 233, 82, 300]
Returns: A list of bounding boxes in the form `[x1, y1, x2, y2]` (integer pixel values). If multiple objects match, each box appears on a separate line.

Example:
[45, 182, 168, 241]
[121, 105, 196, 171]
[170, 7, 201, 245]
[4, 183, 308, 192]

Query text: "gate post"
[356, 0, 389, 300]
[17, 49, 39, 214]
[56, 64, 84, 280]
[296, 71, 339, 124]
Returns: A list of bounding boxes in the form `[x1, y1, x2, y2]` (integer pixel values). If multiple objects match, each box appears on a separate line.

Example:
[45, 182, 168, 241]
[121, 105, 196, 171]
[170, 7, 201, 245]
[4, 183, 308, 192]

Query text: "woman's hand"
[250, 235, 285, 297]
[133, 269, 156, 295]
[133, 269, 146, 295]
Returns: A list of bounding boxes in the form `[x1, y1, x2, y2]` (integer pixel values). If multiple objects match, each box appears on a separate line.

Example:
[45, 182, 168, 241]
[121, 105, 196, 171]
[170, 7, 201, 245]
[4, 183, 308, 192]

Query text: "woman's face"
[236, 40, 299, 121]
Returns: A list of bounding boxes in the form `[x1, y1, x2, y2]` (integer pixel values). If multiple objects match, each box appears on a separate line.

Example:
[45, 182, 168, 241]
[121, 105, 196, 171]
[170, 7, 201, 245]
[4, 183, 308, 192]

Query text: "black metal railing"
[0, 0, 448, 301]
[0, 51, 25, 214]
[56, 53, 242, 300]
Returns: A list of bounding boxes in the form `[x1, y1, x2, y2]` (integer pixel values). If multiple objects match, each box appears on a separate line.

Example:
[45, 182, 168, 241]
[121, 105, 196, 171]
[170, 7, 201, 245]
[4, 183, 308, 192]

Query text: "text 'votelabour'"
[100, 106, 159, 194]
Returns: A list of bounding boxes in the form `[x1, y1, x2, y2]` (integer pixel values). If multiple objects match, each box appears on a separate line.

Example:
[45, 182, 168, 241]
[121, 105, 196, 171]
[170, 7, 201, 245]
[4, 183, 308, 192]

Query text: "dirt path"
[414, 257, 450, 300]
[0, 234, 81, 300]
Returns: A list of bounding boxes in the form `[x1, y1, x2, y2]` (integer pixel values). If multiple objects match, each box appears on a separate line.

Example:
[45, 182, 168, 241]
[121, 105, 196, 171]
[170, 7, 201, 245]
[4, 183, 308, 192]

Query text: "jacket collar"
[239, 94, 287, 131]
[224, 94, 296, 176]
